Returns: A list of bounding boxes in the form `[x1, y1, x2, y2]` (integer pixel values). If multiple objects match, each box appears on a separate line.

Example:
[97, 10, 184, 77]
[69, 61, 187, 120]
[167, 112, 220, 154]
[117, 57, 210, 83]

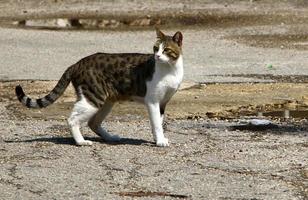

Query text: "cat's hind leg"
[68, 95, 98, 146]
[88, 101, 121, 142]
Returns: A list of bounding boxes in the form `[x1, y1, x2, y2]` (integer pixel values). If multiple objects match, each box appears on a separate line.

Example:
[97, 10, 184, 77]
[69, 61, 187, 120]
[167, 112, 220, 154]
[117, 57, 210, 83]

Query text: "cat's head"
[153, 28, 183, 65]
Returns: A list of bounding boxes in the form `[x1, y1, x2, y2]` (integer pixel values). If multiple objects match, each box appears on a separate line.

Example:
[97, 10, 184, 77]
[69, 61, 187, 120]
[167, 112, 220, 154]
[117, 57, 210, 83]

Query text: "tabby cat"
[15, 28, 183, 147]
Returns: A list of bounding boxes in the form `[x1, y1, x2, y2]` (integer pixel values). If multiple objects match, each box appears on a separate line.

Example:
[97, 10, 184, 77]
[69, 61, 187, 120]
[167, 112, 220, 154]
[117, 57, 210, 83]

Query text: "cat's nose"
[155, 54, 160, 60]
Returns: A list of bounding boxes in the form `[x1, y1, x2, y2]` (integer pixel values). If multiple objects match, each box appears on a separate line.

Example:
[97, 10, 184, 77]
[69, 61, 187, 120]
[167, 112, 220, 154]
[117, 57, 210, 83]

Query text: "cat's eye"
[163, 48, 172, 53]
[153, 46, 159, 52]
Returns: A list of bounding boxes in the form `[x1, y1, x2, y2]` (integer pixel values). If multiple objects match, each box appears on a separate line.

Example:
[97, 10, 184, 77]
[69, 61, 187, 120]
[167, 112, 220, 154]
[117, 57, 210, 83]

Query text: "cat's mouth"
[154, 55, 161, 61]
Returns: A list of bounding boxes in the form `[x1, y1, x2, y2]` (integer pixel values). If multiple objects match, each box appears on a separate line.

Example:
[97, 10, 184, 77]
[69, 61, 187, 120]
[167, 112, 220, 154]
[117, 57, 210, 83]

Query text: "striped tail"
[15, 67, 73, 108]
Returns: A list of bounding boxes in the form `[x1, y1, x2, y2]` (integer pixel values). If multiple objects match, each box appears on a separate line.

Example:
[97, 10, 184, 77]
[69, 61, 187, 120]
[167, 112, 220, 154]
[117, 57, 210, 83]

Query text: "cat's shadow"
[4, 136, 153, 146]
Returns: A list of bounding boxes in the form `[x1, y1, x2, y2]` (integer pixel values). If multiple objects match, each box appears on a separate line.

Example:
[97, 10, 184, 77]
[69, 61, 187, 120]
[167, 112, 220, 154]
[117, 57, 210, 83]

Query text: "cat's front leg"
[146, 102, 169, 147]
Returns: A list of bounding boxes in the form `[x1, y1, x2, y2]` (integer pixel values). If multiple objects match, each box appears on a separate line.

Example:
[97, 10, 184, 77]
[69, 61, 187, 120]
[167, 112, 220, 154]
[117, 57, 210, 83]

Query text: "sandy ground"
[0, 0, 308, 199]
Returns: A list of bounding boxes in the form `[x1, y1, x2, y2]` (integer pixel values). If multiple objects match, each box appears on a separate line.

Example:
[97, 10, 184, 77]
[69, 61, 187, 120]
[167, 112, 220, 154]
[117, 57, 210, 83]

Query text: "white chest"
[145, 56, 183, 104]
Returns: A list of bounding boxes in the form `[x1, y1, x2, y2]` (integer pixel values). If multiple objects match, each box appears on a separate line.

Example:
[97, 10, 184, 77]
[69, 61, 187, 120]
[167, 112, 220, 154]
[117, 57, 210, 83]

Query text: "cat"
[15, 28, 183, 147]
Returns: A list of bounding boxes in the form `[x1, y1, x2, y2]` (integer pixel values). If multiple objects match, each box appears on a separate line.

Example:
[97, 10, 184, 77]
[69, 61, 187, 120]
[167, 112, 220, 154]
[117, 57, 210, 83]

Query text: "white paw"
[76, 140, 93, 146]
[156, 138, 169, 147]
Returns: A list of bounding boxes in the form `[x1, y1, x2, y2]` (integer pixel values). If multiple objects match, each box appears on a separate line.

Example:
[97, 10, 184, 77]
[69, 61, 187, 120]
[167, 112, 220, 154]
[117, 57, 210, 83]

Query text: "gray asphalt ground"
[0, 0, 308, 82]
[1, 103, 307, 199]
[0, 26, 308, 83]
[0, 1, 308, 200]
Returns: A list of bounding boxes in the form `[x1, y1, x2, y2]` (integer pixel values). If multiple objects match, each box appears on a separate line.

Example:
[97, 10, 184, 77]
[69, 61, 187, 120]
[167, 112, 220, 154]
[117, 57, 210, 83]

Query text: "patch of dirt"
[2, 11, 308, 32]
[226, 74, 308, 83]
[228, 34, 308, 50]
[0, 13, 300, 29]
[0, 0, 307, 32]
[2, 80, 308, 121]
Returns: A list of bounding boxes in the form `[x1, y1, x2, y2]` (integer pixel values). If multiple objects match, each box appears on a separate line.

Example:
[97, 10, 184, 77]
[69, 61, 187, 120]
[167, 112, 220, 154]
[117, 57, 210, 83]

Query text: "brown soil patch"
[2, 81, 308, 121]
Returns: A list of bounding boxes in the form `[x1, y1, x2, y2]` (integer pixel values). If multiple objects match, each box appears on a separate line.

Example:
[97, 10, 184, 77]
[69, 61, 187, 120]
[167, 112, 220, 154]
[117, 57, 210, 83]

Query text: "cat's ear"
[155, 27, 165, 39]
[172, 31, 183, 47]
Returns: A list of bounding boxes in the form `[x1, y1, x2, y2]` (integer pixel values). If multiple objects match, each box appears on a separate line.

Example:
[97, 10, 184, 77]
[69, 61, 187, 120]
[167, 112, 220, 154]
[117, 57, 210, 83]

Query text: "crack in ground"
[116, 190, 191, 199]
[0, 152, 59, 163]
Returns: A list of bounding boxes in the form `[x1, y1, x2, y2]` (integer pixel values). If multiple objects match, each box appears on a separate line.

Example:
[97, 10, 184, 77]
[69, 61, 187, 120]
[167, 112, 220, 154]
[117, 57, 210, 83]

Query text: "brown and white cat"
[15, 28, 183, 147]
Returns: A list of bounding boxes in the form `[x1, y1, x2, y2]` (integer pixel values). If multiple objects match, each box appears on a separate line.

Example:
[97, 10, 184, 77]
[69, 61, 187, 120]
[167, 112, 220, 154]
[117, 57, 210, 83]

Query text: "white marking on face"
[155, 43, 169, 63]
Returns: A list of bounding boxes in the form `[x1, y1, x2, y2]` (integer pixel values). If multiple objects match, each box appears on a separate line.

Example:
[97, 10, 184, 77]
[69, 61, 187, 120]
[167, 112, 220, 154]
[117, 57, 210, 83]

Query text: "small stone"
[56, 19, 72, 27]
